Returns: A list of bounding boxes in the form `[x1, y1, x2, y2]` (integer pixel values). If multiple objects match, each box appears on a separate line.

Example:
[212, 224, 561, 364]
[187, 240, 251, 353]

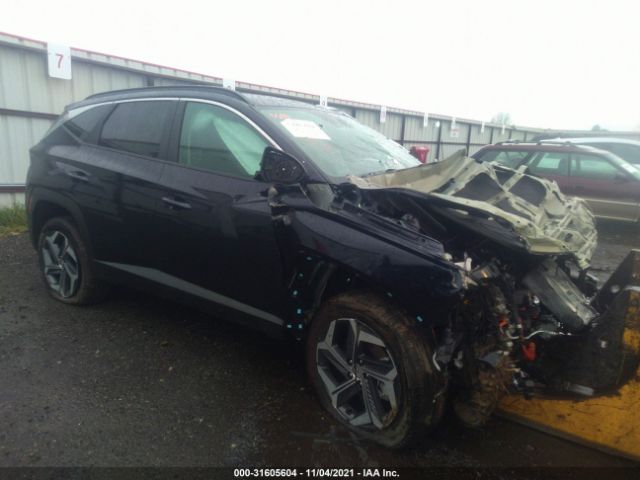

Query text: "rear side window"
[64, 105, 113, 142]
[99, 101, 174, 158]
[527, 152, 570, 176]
[178, 102, 269, 178]
[572, 154, 620, 180]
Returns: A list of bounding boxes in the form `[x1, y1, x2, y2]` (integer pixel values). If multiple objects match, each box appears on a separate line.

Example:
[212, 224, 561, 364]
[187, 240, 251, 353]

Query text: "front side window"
[99, 101, 174, 158]
[178, 102, 269, 178]
[527, 151, 570, 176]
[572, 154, 621, 180]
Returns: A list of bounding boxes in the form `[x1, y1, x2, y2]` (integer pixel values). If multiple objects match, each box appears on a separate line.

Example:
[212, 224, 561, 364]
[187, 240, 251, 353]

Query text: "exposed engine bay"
[333, 151, 640, 426]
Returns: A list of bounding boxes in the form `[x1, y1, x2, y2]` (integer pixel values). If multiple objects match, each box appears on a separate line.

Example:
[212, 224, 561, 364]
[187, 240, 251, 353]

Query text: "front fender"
[274, 200, 464, 328]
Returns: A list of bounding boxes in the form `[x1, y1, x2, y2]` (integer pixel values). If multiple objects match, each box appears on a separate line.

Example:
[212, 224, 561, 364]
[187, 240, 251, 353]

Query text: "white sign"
[450, 118, 459, 138]
[47, 43, 72, 80]
[223, 78, 236, 90]
[423, 112, 429, 128]
[480, 121, 485, 134]
[319, 95, 328, 108]
[281, 118, 330, 140]
[379, 106, 387, 124]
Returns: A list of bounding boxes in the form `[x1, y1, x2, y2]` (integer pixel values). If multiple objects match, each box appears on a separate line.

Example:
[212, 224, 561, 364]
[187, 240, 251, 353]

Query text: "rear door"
[568, 153, 640, 221]
[525, 151, 571, 190]
[153, 100, 287, 325]
[88, 99, 177, 268]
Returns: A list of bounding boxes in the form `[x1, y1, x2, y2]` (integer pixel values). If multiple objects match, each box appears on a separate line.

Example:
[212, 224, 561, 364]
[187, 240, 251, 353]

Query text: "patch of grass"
[0, 204, 27, 236]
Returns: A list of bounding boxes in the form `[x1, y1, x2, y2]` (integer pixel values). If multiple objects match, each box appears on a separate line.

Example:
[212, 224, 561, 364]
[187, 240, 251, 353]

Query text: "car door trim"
[98, 261, 285, 326]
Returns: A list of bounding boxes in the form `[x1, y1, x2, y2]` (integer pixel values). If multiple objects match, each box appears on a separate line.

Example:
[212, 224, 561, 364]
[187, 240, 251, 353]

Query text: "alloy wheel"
[41, 230, 80, 298]
[316, 317, 399, 430]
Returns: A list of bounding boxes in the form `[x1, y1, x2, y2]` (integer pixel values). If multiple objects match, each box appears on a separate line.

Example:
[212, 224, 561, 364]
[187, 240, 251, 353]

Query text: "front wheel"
[306, 292, 445, 449]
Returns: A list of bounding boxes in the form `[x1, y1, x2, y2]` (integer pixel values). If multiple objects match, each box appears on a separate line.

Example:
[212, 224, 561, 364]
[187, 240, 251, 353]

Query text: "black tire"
[37, 216, 108, 305]
[306, 291, 445, 449]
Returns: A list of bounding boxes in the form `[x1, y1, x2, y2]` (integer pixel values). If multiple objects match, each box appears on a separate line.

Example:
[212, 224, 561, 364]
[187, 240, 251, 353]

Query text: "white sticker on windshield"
[281, 118, 330, 140]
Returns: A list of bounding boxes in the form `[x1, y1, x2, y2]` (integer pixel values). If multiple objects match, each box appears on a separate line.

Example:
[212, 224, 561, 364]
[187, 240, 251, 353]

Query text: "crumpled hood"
[348, 150, 597, 269]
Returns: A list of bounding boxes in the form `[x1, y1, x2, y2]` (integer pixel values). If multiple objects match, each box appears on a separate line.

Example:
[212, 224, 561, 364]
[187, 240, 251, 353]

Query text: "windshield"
[258, 106, 421, 177]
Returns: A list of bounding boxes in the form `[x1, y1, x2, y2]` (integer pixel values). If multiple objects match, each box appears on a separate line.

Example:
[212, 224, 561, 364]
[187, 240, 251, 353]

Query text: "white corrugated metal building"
[0, 31, 544, 207]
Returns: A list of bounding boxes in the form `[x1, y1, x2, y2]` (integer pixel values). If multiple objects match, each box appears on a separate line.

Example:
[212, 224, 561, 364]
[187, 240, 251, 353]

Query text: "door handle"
[162, 196, 192, 210]
[67, 170, 90, 182]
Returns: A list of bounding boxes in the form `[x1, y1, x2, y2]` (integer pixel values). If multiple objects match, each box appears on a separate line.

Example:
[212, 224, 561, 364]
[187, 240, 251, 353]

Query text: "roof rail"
[85, 85, 248, 103]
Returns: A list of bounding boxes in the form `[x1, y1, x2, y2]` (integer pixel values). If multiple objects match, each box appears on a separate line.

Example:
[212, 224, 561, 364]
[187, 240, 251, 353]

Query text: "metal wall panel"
[0, 115, 53, 183]
[0, 46, 145, 114]
[382, 113, 403, 140]
[440, 143, 468, 159]
[353, 109, 401, 140]
[404, 116, 439, 142]
[468, 144, 484, 157]
[0, 192, 25, 208]
[441, 120, 470, 144]
[491, 126, 509, 143]
[354, 109, 379, 130]
[469, 123, 493, 145]
[509, 129, 527, 141]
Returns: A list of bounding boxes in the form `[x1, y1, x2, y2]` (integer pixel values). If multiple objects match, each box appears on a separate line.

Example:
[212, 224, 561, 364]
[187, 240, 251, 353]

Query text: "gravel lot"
[0, 224, 638, 468]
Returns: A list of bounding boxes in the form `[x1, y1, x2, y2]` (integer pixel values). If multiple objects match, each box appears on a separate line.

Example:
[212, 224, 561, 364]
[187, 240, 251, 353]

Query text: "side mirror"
[614, 173, 630, 183]
[260, 147, 307, 185]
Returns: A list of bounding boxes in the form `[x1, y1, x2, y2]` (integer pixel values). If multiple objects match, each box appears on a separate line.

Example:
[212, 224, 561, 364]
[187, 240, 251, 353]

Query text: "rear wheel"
[306, 292, 445, 449]
[37, 217, 108, 305]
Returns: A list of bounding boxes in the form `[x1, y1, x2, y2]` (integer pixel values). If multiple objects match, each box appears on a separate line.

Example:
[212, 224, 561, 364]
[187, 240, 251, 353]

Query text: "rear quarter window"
[42, 104, 113, 146]
[64, 105, 113, 142]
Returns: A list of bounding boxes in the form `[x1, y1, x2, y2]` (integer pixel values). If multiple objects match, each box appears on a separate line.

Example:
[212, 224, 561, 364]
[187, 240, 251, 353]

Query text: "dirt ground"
[0, 222, 638, 469]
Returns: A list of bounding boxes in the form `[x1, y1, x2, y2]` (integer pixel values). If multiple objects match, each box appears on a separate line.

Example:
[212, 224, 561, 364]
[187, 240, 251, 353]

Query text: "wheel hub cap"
[41, 230, 79, 298]
[316, 318, 399, 430]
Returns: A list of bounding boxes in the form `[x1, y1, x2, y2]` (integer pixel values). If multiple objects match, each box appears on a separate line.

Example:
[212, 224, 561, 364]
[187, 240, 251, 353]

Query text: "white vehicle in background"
[541, 137, 640, 168]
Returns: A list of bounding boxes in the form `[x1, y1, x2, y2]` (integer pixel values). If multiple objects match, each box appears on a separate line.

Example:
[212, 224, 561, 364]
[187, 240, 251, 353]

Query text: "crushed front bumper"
[499, 250, 640, 461]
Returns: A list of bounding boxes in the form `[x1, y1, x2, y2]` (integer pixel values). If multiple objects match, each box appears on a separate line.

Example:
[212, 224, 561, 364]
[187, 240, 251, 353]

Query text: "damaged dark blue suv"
[27, 86, 640, 448]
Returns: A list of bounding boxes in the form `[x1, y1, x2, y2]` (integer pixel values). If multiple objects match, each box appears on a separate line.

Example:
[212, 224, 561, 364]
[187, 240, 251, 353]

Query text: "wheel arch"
[284, 251, 452, 339]
[28, 188, 92, 255]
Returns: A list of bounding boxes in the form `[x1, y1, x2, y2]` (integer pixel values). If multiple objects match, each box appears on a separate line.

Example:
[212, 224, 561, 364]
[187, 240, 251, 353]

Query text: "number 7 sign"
[47, 43, 72, 80]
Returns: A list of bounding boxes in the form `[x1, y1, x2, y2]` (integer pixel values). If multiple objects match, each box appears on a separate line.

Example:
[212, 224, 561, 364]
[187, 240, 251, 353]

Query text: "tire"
[37, 216, 108, 305]
[306, 291, 445, 449]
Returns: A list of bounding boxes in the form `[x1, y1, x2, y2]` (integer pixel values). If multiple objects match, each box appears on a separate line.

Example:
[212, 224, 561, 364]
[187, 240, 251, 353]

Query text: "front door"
[154, 100, 286, 325]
